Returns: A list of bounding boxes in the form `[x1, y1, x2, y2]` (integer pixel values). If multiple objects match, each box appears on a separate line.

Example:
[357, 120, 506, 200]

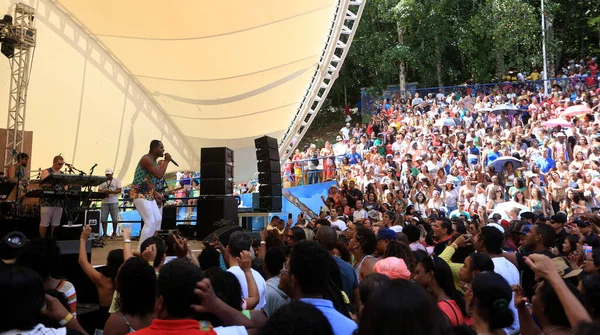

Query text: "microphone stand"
[66, 163, 86, 176]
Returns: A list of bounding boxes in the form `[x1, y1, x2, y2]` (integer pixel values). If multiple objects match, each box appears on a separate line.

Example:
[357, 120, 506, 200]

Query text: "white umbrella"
[489, 201, 529, 221]
[492, 104, 519, 116]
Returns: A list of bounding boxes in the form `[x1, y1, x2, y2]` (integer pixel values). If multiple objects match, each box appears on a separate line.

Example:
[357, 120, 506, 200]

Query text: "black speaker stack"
[255, 136, 282, 212]
[197, 147, 238, 239]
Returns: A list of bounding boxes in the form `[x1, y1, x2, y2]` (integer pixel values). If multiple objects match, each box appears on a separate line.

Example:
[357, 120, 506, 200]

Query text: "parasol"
[489, 156, 523, 173]
[561, 105, 592, 117]
[491, 104, 519, 116]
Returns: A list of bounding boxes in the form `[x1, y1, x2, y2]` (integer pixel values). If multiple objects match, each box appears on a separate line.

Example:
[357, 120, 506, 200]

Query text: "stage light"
[1, 42, 14, 58]
[0, 231, 27, 260]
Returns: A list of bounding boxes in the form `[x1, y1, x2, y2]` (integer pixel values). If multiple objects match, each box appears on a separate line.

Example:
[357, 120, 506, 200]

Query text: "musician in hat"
[98, 168, 122, 239]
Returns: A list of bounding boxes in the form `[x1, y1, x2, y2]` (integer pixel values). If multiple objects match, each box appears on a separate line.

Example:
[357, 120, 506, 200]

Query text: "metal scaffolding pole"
[2, 3, 36, 169]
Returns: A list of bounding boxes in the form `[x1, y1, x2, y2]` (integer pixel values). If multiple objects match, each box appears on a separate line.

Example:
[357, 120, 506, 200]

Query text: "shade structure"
[0, 0, 365, 183]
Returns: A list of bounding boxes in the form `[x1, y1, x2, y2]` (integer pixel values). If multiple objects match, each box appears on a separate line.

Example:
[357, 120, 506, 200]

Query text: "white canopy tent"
[0, 0, 364, 183]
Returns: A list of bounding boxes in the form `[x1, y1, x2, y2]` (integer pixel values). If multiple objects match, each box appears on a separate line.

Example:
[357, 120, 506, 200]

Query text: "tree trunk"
[435, 35, 443, 87]
[546, 14, 555, 78]
[496, 51, 504, 79]
[397, 22, 406, 90]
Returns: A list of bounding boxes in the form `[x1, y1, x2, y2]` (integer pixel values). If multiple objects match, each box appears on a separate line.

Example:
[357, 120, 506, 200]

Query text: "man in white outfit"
[98, 168, 122, 238]
[130, 140, 171, 249]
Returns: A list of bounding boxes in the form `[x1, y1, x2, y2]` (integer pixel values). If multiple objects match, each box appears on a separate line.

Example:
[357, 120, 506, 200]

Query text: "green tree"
[459, 0, 541, 81]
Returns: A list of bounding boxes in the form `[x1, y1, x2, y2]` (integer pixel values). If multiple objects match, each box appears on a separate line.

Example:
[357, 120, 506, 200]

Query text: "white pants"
[40, 207, 63, 227]
[133, 198, 162, 248]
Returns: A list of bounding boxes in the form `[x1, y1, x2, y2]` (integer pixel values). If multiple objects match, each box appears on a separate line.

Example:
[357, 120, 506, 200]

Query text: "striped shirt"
[56, 280, 77, 316]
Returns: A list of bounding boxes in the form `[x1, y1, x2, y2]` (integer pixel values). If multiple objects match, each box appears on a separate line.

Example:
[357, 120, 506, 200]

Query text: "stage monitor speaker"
[161, 206, 177, 230]
[258, 172, 281, 185]
[256, 147, 279, 162]
[201, 225, 244, 246]
[201, 179, 233, 195]
[196, 196, 239, 239]
[258, 196, 282, 212]
[201, 147, 234, 164]
[201, 162, 234, 179]
[254, 136, 278, 150]
[259, 184, 283, 197]
[56, 210, 100, 240]
[55, 240, 98, 304]
[257, 160, 281, 174]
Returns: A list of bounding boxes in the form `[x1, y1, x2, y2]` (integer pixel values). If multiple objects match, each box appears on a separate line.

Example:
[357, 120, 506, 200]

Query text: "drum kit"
[0, 179, 40, 218]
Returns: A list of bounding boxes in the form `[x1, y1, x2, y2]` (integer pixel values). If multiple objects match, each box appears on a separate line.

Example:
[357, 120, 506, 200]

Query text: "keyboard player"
[39, 155, 66, 237]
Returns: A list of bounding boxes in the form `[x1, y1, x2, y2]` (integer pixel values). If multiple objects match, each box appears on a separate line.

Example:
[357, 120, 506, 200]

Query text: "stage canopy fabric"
[0, 0, 339, 183]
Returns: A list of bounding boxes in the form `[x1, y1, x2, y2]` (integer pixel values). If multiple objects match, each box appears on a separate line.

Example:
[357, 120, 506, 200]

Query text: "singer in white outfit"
[130, 140, 171, 249]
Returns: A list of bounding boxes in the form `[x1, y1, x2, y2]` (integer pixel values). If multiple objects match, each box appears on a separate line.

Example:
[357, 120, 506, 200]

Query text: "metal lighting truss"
[278, 0, 366, 162]
[2, 3, 36, 169]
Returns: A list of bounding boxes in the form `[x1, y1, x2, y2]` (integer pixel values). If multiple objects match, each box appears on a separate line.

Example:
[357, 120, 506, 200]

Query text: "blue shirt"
[333, 256, 359, 302]
[486, 150, 500, 166]
[346, 152, 361, 165]
[300, 298, 357, 335]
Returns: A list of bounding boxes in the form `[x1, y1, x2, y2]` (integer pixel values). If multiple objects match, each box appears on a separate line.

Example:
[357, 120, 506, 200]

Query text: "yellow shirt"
[438, 245, 465, 295]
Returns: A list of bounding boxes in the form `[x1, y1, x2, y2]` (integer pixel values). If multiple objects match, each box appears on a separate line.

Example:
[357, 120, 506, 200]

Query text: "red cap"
[500, 219, 510, 228]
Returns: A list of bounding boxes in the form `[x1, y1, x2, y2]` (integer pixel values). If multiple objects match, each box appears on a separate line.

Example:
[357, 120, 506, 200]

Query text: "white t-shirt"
[492, 257, 520, 333]
[0, 324, 66, 335]
[98, 178, 122, 204]
[353, 209, 368, 222]
[227, 265, 267, 310]
[330, 219, 348, 231]
[340, 127, 351, 141]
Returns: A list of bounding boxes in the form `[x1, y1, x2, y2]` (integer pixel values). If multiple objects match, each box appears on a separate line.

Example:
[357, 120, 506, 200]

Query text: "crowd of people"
[3, 57, 600, 335]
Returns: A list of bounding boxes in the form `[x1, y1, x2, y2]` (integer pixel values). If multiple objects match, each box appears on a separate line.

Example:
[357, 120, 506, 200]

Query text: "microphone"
[91, 163, 98, 170]
[170, 158, 179, 167]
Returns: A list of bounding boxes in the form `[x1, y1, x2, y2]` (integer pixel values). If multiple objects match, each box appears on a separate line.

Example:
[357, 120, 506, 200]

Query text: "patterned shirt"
[40, 168, 64, 207]
[56, 280, 77, 316]
[130, 154, 159, 201]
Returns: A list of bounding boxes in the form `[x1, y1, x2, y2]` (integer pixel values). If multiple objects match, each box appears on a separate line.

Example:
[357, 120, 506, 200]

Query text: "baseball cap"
[377, 228, 397, 241]
[487, 223, 505, 234]
[346, 122, 351, 126]
[519, 224, 532, 235]
[105, 168, 114, 175]
[576, 219, 592, 227]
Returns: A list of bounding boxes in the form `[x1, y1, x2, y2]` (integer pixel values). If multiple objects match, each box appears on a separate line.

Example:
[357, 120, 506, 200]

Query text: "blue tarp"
[113, 181, 337, 236]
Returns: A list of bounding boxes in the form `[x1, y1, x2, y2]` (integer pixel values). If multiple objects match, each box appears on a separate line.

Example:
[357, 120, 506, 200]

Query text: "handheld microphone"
[91, 163, 98, 170]
[170, 158, 179, 167]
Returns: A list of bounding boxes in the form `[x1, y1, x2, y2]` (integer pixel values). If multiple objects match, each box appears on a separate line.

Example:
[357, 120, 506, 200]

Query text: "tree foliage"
[324, 0, 600, 110]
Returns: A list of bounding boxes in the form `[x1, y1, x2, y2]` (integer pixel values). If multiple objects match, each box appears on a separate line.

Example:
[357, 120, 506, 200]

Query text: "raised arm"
[238, 251, 259, 310]
[78, 225, 104, 285]
[140, 154, 171, 180]
[121, 226, 133, 261]
[192, 279, 256, 331]
[524, 254, 591, 327]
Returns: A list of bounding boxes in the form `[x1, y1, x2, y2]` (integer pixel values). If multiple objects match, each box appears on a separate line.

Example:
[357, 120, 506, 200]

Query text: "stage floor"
[91, 239, 206, 266]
